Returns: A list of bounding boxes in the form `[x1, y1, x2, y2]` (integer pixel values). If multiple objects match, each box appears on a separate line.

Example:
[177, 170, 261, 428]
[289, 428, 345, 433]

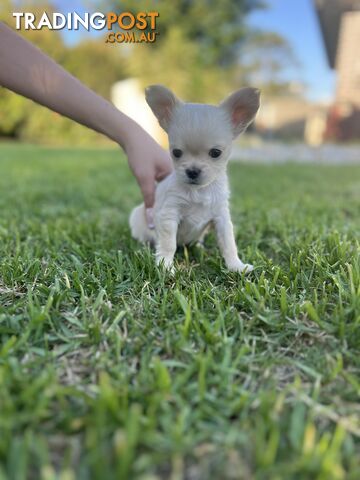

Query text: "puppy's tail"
[129, 204, 156, 246]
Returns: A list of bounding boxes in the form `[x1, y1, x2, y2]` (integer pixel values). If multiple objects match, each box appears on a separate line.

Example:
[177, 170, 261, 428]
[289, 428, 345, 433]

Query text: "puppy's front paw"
[227, 260, 254, 274]
[156, 256, 175, 274]
[241, 263, 254, 274]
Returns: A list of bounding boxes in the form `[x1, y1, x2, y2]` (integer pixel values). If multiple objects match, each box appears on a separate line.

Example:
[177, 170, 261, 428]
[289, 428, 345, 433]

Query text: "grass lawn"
[0, 143, 359, 480]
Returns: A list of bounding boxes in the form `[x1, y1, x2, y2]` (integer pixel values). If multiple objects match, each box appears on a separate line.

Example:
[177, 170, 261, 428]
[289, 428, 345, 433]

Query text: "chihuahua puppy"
[129, 85, 260, 273]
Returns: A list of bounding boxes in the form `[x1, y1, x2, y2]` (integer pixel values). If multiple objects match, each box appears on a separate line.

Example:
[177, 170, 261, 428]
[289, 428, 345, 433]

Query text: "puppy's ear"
[145, 85, 180, 132]
[220, 87, 260, 138]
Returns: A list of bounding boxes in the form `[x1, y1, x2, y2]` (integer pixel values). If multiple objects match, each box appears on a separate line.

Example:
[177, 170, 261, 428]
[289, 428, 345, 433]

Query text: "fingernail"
[146, 208, 155, 229]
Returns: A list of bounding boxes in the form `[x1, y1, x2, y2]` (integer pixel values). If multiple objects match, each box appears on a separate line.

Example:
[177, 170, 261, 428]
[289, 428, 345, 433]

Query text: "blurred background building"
[314, 0, 360, 141]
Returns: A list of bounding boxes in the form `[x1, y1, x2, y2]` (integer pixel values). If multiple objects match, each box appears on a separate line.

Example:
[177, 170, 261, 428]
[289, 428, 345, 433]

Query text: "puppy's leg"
[214, 208, 253, 274]
[155, 218, 178, 270]
[195, 222, 211, 248]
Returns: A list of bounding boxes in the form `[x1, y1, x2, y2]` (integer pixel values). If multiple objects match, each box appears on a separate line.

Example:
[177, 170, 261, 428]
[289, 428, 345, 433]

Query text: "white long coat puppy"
[130, 85, 260, 273]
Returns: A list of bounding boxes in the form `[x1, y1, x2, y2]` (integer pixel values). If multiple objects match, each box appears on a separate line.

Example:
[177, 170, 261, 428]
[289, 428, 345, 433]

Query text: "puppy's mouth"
[176, 171, 207, 187]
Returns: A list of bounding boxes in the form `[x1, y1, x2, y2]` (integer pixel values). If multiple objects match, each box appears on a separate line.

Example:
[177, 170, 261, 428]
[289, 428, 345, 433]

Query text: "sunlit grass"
[0, 144, 359, 479]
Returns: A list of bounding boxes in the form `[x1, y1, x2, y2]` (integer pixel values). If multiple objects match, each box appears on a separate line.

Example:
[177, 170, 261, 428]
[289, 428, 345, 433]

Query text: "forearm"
[0, 22, 141, 149]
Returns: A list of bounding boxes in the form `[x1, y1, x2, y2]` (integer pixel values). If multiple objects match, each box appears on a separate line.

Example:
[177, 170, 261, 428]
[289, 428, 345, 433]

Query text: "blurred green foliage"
[110, 0, 296, 102]
[0, 1, 126, 144]
[0, 0, 294, 144]
[114, 0, 270, 102]
[115, 0, 266, 66]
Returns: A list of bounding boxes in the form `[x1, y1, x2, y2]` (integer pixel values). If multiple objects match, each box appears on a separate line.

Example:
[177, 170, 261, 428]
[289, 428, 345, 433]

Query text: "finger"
[138, 177, 156, 229]
[139, 177, 155, 209]
[156, 167, 173, 182]
[145, 208, 155, 230]
[156, 161, 173, 182]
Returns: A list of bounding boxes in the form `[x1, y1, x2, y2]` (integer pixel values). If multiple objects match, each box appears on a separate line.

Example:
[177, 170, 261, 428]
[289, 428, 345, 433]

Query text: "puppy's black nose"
[186, 168, 201, 180]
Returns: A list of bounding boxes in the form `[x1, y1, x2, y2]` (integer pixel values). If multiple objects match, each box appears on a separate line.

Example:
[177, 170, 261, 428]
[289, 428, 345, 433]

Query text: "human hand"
[0, 23, 172, 216]
[124, 126, 173, 228]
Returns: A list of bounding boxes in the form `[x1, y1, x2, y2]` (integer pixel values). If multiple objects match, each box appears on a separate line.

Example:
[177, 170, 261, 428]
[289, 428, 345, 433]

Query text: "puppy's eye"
[172, 148, 183, 159]
[209, 148, 222, 158]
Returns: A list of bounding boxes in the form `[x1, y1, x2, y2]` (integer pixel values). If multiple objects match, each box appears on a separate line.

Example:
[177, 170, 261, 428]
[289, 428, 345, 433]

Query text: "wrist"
[121, 121, 147, 155]
[97, 102, 147, 152]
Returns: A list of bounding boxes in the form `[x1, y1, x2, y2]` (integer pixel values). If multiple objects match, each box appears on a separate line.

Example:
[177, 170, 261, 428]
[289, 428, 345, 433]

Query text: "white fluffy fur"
[130, 85, 260, 273]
